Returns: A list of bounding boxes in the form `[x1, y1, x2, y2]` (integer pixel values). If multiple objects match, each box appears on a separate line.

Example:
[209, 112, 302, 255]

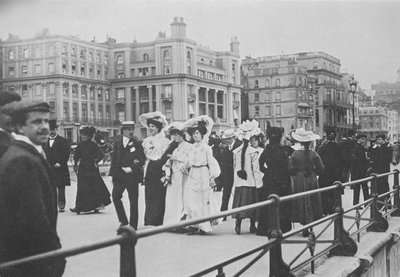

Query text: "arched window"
[116, 55, 123, 64]
[163, 50, 170, 59]
[8, 50, 14, 60]
[254, 80, 259, 89]
[80, 49, 86, 59]
[276, 79, 280, 87]
[23, 49, 29, 59]
[143, 53, 149, 61]
[265, 79, 270, 87]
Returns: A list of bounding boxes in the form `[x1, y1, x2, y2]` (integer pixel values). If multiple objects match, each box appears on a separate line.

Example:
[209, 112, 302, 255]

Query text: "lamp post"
[349, 81, 357, 133]
[74, 122, 81, 143]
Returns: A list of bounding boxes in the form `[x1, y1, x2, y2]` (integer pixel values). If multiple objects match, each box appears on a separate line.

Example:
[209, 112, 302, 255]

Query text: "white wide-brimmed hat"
[237, 119, 261, 140]
[291, 128, 320, 142]
[181, 115, 214, 137]
[138, 111, 168, 130]
[221, 129, 236, 140]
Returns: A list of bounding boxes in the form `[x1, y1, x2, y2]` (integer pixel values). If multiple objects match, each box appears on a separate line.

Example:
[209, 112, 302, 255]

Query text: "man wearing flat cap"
[0, 101, 66, 276]
[0, 91, 21, 159]
[44, 119, 71, 212]
[109, 121, 145, 229]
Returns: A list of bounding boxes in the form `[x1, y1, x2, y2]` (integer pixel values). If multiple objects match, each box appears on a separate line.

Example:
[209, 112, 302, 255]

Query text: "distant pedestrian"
[289, 128, 324, 237]
[109, 121, 145, 229]
[0, 91, 21, 159]
[257, 127, 292, 236]
[231, 120, 263, 235]
[44, 119, 71, 212]
[0, 101, 66, 276]
[139, 111, 170, 226]
[350, 134, 370, 205]
[70, 126, 111, 214]
[317, 128, 342, 215]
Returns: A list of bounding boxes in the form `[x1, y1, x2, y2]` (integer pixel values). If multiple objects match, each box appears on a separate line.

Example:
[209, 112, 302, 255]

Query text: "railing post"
[267, 194, 294, 277]
[392, 169, 400, 216]
[367, 173, 389, 232]
[117, 226, 138, 277]
[330, 181, 357, 256]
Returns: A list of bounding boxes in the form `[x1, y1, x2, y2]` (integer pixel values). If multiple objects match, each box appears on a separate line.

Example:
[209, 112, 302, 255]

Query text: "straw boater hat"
[237, 119, 261, 140]
[291, 128, 320, 142]
[181, 115, 214, 138]
[221, 129, 236, 140]
[138, 111, 168, 131]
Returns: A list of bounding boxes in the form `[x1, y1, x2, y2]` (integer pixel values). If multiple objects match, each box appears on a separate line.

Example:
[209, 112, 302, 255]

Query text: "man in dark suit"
[350, 133, 370, 205]
[219, 129, 242, 214]
[0, 91, 21, 159]
[109, 121, 145, 229]
[0, 101, 65, 277]
[44, 119, 71, 212]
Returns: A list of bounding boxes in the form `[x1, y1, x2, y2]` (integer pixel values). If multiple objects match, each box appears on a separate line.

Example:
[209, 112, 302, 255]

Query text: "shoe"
[70, 207, 81, 215]
[249, 225, 257, 234]
[234, 219, 241, 235]
[302, 229, 310, 237]
[59, 208, 65, 213]
[180, 214, 187, 221]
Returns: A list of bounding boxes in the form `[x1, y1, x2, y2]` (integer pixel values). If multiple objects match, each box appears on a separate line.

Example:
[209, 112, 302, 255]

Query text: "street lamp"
[349, 81, 357, 133]
[74, 122, 81, 143]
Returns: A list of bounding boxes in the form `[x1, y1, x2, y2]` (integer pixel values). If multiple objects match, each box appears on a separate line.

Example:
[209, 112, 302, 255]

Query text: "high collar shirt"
[122, 136, 130, 148]
[49, 135, 58, 147]
[142, 132, 170, 161]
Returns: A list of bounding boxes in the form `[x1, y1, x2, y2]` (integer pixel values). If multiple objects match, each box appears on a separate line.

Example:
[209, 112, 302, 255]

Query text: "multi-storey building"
[242, 52, 352, 137]
[0, 17, 241, 141]
[371, 81, 400, 117]
[359, 106, 389, 140]
[388, 110, 399, 142]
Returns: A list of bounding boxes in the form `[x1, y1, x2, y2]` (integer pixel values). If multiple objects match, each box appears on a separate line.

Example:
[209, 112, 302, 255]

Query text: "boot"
[249, 219, 257, 234]
[235, 219, 242, 235]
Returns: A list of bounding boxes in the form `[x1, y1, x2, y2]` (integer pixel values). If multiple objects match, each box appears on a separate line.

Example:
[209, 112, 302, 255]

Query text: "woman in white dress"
[182, 116, 220, 235]
[162, 124, 192, 225]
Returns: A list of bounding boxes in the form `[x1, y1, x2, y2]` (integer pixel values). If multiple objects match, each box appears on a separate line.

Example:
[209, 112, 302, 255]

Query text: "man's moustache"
[38, 131, 50, 136]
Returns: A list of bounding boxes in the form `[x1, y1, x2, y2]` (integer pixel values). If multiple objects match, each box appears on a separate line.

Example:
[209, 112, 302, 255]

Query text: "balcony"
[323, 99, 352, 109]
[161, 92, 172, 102]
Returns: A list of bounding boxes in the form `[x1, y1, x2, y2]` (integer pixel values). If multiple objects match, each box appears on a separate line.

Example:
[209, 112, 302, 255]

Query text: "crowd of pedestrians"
[0, 91, 398, 276]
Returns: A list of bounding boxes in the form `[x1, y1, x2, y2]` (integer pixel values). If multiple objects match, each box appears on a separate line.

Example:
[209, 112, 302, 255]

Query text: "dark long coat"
[0, 140, 65, 276]
[0, 129, 12, 159]
[350, 142, 369, 180]
[257, 143, 292, 235]
[44, 135, 71, 188]
[317, 141, 342, 215]
[370, 143, 392, 195]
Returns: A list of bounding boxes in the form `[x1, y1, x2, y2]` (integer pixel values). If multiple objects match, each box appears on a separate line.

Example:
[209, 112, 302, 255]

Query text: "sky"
[1, 0, 400, 89]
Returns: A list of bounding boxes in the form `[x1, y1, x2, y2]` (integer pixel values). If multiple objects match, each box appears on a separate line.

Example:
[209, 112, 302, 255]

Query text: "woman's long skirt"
[144, 161, 167, 226]
[164, 170, 187, 225]
[232, 187, 257, 219]
[75, 162, 111, 212]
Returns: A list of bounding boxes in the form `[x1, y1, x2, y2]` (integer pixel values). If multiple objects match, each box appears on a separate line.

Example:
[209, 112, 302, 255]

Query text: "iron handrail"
[1, 169, 399, 277]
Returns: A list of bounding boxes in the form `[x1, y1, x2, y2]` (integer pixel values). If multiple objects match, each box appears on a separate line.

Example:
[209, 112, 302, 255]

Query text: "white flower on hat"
[238, 119, 261, 140]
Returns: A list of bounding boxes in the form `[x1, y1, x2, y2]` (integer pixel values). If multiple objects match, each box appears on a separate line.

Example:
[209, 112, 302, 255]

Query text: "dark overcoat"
[371, 143, 392, 195]
[0, 140, 65, 276]
[44, 135, 71, 188]
[109, 136, 145, 184]
[0, 129, 12, 159]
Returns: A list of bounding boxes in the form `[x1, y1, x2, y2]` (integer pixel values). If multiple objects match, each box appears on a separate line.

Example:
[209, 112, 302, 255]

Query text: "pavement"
[58, 164, 400, 277]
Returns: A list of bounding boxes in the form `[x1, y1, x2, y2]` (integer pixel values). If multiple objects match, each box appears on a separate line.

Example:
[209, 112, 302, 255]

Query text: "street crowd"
[0, 91, 398, 277]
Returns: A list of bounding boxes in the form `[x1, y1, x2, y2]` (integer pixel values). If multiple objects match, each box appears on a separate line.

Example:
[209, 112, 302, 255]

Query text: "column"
[87, 86, 92, 123]
[125, 86, 132, 121]
[148, 85, 153, 112]
[194, 85, 199, 116]
[78, 84, 82, 119]
[155, 85, 161, 111]
[214, 89, 218, 122]
[222, 90, 227, 120]
[205, 88, 209, 116]
[135, 87, 140, 122]
[69, 83, 73, 121]
[94, 86, 99, 124]
[56, 82, 63, 120]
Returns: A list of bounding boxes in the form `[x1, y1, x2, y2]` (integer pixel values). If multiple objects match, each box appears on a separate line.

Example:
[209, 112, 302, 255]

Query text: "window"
[97, 67, 101, 79]
[48, 63, 55, 73]
[164, 102, 172, 120]
[143, 53, 149, 61]
[21, 66, 28, 75]
[265, 106, 271, 116]
[164, 85, 172, 98]
[82, 104, 87, 120]
[89, 51, 94, 62]
[164, 66, 171, 75]
[117, 71, 124, 78]
[275, 92, 281, 101]
[163, 50, 170, 59]
[276, 79, 281, 87]
[8, 50, 14, 60]
[198, 70, 204, 78]
[254, 106, 259, 117]
[207, 72, 213, 80]
[35, 64, 41, 75]
[254, 80, 259, 89]
[71, 62, 76, 75]
[313, 61, 318, 69]
[118, 111, 125, 122]
[117, 55, 123, 64]
[81, 64, 85, 76]
[71, 47, 76, 57]
[63, 83, 69, 95]
[265, 79, 270, 87]
[117, 89, 125, 99]
[90, 87, 95, 99]
[8, 67, 14, 76]
[62, 60, 67, 73]
[89, 65, 94, 78]
[49, 83, 55, 95]
[96, 53, 101, 63]
[22, 85, 28, 97]
[35, 84, 42, 96]
[49, 101, 56, 119]
[98, 105, 103, 120]
[105, 90, 110, 100]
[254, 93, 259, 102]
[73, 103, 78, 121]
[232, 63, 236, 71]
[217, 91, 224, 104]
[23, 49, 29, 59]
[72, 85, 78, 97]
[80, 49, 86, 59]
[265, 92, 271, 101]
[90, 104, 95, 120]
[106, 106, 110, 121]
[275, 105, 281, 115]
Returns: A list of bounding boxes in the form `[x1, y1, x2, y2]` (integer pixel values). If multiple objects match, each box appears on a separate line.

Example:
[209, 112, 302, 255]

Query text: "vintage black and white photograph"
[1, 0, 400, 276]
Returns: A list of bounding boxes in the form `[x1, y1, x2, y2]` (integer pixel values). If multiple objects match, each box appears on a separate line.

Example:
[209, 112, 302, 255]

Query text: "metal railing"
[1, 170, 399, 277]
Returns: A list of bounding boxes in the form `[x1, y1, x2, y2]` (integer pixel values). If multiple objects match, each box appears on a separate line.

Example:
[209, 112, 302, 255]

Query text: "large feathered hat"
[291, 128, 320, 142]
[236, 119, 261, 140]
[138, 111, 168, 131]
[181, 115, 214, 137]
